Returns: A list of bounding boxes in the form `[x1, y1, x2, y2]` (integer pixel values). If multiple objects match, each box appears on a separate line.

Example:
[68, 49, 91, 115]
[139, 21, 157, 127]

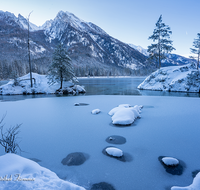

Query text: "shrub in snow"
[105, 147, 123, 158]
[171, 172, 200, 190]
[0, 153, 85, 190]
[91, 109, 101, 114]
[0, 115, 22, 153]
[162, 157, 179, 166]
[109, 105, 142, 125]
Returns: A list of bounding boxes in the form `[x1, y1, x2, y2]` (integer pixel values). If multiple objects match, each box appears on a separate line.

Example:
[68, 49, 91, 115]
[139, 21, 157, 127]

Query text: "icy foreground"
[0, 153, 85, 190]
[0, 73, 85, 95]
[138, 64, 200, 93]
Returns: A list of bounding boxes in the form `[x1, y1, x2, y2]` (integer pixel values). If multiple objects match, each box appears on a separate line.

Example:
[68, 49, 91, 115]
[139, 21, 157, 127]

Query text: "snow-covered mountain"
[0, 10, 153, 79]
[128, 43, 196, 67]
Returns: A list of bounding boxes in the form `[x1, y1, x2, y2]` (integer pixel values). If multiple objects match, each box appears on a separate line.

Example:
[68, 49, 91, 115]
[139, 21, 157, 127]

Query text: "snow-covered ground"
[138, 64, 200, 93]
[0, 73, 85, 95]
[0, 95, 200, 189]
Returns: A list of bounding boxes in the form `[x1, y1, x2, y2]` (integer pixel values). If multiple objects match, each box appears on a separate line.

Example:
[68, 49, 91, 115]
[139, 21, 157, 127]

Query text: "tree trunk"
[27, 12, 33, 87]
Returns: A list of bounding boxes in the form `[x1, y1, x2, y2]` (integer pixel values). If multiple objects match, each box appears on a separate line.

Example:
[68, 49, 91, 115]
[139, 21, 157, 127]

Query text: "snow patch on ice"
[91, 109, 101, 114]
[105, 147, 123, 157]
[109, 104, 142, 125]
[162, 157, 179, 166]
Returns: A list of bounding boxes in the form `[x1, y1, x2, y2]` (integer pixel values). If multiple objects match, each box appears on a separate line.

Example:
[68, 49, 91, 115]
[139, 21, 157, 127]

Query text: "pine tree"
[190, 33, 200, 70]
[148, 15, 175, 69]
[47, 43, 76, 89]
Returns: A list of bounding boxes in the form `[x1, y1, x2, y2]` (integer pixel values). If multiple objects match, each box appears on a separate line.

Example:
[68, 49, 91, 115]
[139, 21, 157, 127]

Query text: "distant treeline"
[0, 59, 155, 80]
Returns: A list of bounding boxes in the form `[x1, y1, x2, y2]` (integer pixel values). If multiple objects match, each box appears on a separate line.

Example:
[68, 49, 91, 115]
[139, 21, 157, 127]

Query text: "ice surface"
[0, 95, 199, 190]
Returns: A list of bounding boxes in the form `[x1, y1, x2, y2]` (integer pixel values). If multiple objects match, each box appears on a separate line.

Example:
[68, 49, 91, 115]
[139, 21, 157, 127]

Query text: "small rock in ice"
[162, 157, 179, 166]
[91, 109, 101, 114]
[105, 147, 123, 158]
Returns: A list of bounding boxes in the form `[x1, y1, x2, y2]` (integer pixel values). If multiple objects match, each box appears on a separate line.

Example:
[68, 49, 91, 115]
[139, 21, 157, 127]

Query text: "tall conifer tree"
[190, 33, 200, 70]
[47, 43, 76, 89]
[148, 15, 175, 68]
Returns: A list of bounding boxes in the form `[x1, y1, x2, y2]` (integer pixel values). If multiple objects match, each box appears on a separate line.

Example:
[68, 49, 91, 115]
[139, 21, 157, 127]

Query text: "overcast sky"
[1, 0, 200, 57]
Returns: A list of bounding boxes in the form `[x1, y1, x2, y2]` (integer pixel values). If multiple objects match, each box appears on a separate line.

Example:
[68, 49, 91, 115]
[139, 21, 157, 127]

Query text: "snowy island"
[0, 73, 85, 95]
[138, 63, 200, 93]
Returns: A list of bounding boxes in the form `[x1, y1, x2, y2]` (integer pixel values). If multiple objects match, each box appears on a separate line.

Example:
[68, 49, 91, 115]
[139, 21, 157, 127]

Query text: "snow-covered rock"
[0, 73, 85, 95]
[108, 104, 131, 116]
[171, 172, 200, 190]
[0, 153, 85, 190]
[91, 109, 101, 114]
[162, 157, 179, 166]
[109, 104, 142, 125]
[105, 147, 123, 157]
[138, 64, 200, 93]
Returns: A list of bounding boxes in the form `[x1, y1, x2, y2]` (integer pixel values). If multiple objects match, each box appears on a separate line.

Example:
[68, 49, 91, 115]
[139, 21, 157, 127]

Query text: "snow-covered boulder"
[108, 104, 131, 116]
[105, 147, 123, 157]
[0, 153, 85, 190]
[138, 64, 200, 93]
[91, 109, 101, 114]
[162, 157, 179, 166]
[171, 172, 200, 190]
[0, 73, 85, 95]
[109, 104, 142, 125]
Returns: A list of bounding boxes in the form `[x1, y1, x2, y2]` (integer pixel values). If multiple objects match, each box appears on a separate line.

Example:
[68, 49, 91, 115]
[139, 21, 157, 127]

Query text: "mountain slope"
[0, 10, 152, 79]
[128, 44, 196, 67]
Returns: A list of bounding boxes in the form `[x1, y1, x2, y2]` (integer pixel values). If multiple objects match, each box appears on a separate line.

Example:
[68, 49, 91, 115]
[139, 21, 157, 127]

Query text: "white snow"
[109, 104, 142, 125]
[138, 64, 200, 92]
[105, 147, 123, 157]
[162, 157, 179, 166]
[171, 172, 200, 190]
[0, 153, 85, 190]
[0, 73, 85, 95]
[91, 109, 101, 114]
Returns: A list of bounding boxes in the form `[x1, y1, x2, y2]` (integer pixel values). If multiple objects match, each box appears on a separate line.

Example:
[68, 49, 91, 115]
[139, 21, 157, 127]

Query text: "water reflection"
[79, 77, 200, 98]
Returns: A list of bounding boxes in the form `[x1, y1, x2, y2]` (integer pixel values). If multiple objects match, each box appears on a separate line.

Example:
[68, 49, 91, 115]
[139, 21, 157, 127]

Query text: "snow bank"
[0, 73, 85, 95]
[105, 147, 123, 157]
[109, 104, 142, 125]
[171, 172, 200, 190]
[0, 153, 85, 190]
[138, 64, 200, 93]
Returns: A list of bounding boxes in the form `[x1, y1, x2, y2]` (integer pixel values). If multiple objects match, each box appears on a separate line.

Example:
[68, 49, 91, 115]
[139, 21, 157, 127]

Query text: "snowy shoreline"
[0, 73, 85, 95]
[138, 64, 200, 93]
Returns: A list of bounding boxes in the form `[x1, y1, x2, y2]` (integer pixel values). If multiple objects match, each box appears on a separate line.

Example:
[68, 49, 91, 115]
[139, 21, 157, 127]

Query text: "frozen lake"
[0, 95, 200, 190]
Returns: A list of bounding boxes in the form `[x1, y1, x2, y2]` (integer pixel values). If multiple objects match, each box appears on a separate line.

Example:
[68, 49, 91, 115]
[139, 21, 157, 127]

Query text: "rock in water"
[62, 152, 86, 166]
